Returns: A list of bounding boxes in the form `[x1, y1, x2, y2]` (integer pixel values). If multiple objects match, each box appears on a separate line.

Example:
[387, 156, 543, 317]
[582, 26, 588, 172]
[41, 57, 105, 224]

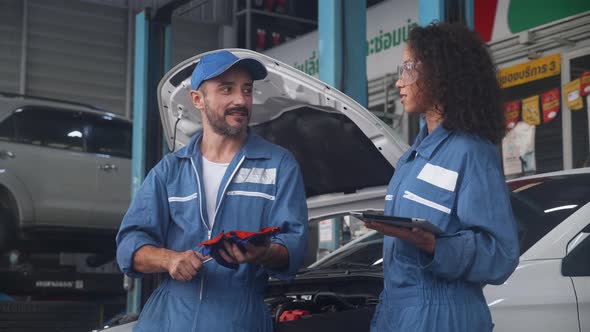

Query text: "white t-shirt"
[201, 156, 229, 228]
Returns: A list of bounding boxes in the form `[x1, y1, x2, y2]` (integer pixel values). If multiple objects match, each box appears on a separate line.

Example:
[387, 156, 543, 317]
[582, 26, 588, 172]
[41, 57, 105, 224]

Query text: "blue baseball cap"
[190, 50, 268, 90]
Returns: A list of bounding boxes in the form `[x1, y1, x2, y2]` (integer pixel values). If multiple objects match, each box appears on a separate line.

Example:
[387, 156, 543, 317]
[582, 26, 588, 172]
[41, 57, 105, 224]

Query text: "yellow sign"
[564, 79, 583, 110]
[522, 95, 540, 125]
[498, 53, 561, 88]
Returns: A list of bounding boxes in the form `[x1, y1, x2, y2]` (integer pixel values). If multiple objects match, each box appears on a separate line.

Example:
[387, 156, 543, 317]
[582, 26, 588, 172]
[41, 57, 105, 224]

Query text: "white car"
[484, 168, 590, 331]
[102, 49, 590, 331]
[305, 168, 590, 332]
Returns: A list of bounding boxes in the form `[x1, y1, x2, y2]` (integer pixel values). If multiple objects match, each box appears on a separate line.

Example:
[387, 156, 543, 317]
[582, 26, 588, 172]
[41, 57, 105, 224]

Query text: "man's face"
[192, 66, 254, 137]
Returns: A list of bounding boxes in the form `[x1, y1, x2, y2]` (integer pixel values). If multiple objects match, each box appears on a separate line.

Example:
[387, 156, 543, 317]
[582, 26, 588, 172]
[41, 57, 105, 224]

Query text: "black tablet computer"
[351, 211, 446, 235]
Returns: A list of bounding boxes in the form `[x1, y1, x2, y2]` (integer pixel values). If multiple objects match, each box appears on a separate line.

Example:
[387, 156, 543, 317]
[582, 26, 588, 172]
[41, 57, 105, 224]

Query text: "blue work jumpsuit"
[371, 124, 519, 331]
[116, 131, 308, 331]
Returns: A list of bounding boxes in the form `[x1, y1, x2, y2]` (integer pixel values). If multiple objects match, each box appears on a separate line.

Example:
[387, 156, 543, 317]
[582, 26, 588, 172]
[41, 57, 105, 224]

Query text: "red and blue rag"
[197, 227, 281, 269]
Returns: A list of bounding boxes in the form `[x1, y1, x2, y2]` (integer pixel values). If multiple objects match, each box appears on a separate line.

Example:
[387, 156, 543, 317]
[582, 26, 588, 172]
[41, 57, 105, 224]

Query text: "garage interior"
[1, 0, 590, 331]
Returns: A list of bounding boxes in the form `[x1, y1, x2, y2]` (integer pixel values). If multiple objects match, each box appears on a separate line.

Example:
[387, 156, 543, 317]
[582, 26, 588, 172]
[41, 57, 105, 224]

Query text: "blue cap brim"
[201, 58, 267, 87]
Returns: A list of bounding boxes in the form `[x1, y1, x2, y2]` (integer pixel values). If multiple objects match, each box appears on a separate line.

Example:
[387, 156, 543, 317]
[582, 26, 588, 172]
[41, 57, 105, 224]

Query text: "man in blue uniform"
[116, 50, 308, 331]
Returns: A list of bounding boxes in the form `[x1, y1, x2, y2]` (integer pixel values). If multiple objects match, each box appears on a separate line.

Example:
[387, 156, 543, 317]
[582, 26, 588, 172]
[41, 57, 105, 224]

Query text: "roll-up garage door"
[170, 16, 220, 68]
[26, 0, 128, 115]
[0, 0, 23, 94]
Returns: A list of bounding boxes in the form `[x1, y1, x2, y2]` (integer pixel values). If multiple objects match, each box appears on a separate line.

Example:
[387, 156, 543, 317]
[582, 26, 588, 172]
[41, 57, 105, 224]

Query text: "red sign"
[541, 88, 560, 123]
[504, 100, 520, 130]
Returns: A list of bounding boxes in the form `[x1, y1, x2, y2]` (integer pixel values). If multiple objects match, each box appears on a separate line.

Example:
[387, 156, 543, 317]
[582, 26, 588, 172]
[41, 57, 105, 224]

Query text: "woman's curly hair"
[408, 22, 505, 144]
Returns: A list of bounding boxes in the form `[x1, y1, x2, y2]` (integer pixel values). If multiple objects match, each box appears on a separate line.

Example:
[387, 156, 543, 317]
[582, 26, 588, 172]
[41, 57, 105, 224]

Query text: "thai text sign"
[498, 53, 560, 89]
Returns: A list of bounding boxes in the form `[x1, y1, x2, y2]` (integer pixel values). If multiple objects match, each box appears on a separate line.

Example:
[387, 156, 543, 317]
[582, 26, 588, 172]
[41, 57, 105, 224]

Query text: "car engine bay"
[265, 273, 383, 332]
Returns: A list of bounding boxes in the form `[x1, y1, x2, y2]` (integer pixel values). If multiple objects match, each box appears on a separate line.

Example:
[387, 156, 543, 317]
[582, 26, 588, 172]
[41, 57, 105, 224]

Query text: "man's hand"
[219, 238, 272, 265]
[166, 250, 209, 282]
[364, 221, 436, 254]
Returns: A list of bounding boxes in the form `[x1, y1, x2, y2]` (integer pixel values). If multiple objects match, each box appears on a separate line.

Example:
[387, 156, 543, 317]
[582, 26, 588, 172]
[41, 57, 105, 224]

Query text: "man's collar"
[241, 132, 272, 159]
[411, 123, 452, 160]
[172, 131, 202, 159]
[173, 129, 271, 160]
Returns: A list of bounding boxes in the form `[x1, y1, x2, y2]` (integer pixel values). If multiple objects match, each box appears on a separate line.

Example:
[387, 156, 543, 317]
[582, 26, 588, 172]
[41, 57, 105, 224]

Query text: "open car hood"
[157, 49, 409, 220]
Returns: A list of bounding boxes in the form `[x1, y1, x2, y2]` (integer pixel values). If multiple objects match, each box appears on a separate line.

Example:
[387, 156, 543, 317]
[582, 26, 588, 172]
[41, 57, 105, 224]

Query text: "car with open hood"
[100, 49, 408, 331]
[158, 48, 409, 218]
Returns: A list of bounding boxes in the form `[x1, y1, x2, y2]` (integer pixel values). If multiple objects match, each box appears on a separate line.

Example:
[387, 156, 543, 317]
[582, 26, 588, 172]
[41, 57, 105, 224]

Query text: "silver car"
[0, 92, 131, 253]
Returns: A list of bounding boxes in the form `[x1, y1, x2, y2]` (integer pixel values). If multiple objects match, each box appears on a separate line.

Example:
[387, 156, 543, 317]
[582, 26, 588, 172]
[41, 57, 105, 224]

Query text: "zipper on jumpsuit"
[190, 158, 211, 302]
[190, 156, 246, 301]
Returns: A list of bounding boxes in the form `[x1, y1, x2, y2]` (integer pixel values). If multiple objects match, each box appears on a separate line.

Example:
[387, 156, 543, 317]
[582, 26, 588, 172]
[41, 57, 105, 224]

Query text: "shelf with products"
[234, 0, 317, 51]
[235, 8, 317, 26]
[236, 0, 317, 19]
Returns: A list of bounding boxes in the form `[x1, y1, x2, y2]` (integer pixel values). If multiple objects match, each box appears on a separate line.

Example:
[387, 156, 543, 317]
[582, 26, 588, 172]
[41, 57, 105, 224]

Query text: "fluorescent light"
[67, 130, 83, 138]
[544, 205, 578, 213]
[487, 299, 504, 307]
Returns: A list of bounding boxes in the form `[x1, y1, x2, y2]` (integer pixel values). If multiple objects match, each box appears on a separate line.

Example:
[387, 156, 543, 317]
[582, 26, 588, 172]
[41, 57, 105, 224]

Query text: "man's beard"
[202, 99, 250, 137]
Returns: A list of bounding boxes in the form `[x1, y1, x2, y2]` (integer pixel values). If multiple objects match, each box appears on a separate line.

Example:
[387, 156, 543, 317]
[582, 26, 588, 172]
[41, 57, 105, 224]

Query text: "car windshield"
[508, 172, 590, 254]
[308, 223, 384, 270]
[309, 172, 590, 270]
[316, 239, 384, 269]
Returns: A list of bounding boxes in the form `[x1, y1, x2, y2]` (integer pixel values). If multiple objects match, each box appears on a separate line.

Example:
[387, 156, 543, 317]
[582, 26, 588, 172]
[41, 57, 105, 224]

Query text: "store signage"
[502, 122, 536, 176]
[522, 95, 541, 125]
[580, 71, 590, 96]
[541, 88, 560, 123]
[264, 0, 418, 80]
[564, 78, 584, 110]
[489, 1, 590, 43]
[497, 53, 561, 89]
[504, 100, 521, 130]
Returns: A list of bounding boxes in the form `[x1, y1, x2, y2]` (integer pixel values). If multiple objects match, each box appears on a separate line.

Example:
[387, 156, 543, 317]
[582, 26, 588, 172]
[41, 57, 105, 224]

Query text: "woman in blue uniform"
[366, 23, 520, 331]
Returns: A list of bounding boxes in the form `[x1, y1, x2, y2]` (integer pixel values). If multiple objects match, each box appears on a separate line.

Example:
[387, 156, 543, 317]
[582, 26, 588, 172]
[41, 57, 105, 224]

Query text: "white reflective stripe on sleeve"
[168, 193, 198, 202]
[403, 190, 451, 214]
[226, 190, 275, 201]
[417, 163, 458, 192]
[233, 168, 276, 185]
[385, 194, 393, 201]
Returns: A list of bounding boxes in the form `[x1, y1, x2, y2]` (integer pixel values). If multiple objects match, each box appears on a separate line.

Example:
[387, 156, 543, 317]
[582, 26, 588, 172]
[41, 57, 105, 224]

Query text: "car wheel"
[0, 209, 17, 252]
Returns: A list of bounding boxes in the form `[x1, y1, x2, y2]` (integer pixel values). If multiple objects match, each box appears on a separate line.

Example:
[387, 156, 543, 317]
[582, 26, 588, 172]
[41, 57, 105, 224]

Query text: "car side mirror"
[562, 224, 590, 277]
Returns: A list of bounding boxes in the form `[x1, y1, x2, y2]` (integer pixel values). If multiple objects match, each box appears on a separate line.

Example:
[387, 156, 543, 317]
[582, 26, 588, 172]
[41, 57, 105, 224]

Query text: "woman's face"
[395, 47, 422, 114]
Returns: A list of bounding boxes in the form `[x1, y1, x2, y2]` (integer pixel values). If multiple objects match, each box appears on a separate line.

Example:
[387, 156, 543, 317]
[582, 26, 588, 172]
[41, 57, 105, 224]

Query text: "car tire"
[0, 209, 17, 252]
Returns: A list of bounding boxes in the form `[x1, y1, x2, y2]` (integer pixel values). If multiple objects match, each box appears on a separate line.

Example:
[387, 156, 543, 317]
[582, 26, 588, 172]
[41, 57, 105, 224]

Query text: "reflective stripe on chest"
[403, 190, 451, 214]
[233, 167, 276, 185]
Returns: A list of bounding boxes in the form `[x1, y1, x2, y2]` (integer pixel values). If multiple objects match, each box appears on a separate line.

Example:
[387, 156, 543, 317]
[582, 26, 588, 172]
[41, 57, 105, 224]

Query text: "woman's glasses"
[396, 61, 420, 85]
